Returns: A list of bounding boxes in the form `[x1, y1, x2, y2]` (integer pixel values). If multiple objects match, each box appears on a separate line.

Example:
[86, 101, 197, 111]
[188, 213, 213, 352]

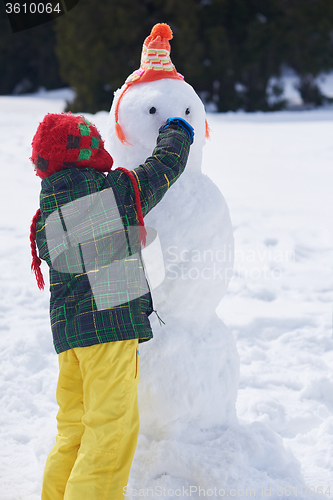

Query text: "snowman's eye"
[185, 108, 190, 115]
[149, 107, 156, 114]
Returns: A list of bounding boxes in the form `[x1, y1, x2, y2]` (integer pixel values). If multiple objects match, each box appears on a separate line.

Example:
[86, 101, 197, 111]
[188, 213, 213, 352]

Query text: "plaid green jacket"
[36, 125, 190, 354]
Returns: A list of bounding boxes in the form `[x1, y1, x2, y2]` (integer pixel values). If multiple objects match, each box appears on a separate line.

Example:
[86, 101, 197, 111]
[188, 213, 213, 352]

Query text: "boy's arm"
[126, 120, 193, 217]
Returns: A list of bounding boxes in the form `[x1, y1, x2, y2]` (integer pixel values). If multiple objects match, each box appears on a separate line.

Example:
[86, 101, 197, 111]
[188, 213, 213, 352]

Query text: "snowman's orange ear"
[205, 119, 211, 140]
[116, 122, 131, 145]
[115, 86, 132, 146]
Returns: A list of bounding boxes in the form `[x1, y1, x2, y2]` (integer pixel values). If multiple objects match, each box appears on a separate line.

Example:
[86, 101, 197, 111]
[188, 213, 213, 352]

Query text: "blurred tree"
[53, 0, 333, 112]
[280, 0, 333, 105]
[199, 0, 280, 111]
[55, 0, 153, 112]
[0, 2, 64, 95]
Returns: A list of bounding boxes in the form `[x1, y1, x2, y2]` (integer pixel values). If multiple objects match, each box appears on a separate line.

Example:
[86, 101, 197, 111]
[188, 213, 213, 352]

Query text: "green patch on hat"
[78, 123, 90, 136]
[91, 136, 99, 149]
[78, 149, 92, 161]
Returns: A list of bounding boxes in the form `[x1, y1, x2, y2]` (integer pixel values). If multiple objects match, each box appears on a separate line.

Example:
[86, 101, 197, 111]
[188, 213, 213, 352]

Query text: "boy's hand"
[159, 117, 195, 144]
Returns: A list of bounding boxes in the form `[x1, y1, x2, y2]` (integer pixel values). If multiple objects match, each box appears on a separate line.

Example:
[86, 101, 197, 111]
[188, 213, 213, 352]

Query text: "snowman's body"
[108, 78, 239, 440]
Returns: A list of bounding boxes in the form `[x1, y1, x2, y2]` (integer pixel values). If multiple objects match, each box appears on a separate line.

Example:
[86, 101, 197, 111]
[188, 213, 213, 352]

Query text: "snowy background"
[0, 85, 332, 499]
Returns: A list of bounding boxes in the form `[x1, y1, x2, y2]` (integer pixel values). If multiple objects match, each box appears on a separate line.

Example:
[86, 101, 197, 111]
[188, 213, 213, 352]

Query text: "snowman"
[108, 24, 239, 441]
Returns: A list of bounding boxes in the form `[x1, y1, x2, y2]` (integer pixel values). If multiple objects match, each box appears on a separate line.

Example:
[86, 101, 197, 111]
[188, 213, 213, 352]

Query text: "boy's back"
[33, 115, 192, 354]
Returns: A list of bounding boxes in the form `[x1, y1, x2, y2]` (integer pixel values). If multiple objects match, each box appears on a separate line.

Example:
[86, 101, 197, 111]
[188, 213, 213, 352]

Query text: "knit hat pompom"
[150, 23, 173, 40]
[31, 113, 114, 179]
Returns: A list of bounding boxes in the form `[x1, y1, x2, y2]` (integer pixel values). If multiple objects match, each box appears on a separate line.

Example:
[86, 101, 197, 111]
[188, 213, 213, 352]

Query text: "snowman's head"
[107, 78, 207, 170]
[106, 23, 208, 171]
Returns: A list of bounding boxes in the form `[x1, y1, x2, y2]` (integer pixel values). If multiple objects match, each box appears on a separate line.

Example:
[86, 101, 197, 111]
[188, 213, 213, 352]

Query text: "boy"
[29, 112, 193, 499]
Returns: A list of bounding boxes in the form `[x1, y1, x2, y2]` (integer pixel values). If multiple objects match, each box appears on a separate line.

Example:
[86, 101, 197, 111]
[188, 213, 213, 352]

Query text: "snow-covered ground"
[0, 91, 332, 499]
[205, 110, 333, 489]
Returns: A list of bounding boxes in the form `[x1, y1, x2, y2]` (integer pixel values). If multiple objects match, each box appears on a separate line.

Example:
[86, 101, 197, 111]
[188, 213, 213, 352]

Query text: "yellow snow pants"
[41, 339, 139, 500]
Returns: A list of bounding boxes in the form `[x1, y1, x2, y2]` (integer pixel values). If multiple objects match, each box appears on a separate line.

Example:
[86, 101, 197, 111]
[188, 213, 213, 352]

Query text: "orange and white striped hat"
[115, 23, 184, 144]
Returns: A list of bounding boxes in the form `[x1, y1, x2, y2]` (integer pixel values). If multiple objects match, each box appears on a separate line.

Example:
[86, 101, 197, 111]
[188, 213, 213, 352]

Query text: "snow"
[0, 89, 332, 499]
[204, 111, 333, 491]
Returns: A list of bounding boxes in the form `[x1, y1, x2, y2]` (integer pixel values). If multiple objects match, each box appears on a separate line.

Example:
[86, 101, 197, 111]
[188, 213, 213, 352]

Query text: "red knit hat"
[115, 23, 185, 145]
[31, 113, 114, 178]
